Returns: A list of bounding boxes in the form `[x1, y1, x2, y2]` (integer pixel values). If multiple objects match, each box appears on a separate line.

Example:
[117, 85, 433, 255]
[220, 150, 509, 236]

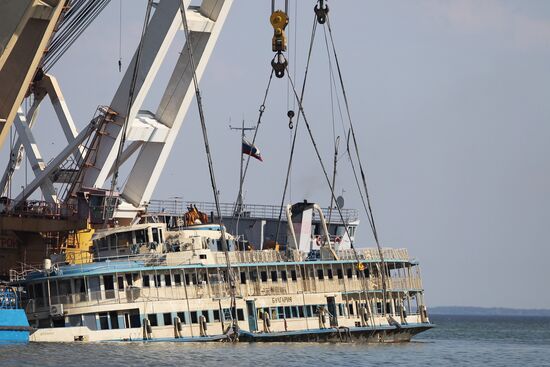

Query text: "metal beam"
[122, 0, 233, 207]
[80, 0, 184, 191]
[13, 109, 58, 202]
[0, 95, 43, 196]
[13, 120, 96, 206]
[0, 0, 67, 149]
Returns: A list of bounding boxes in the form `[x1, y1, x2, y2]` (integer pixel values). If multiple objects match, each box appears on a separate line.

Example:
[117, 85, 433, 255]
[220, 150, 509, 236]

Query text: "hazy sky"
[1, 0, 549, 309]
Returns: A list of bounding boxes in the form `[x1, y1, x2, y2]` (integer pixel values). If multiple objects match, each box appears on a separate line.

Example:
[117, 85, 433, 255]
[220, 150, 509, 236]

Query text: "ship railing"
[146, 199, 359, 224]
[336, 248, 410, 261]
[0, 199, 78, 219]
[386, 277, 423, 290]
[213, 250, 286, 265]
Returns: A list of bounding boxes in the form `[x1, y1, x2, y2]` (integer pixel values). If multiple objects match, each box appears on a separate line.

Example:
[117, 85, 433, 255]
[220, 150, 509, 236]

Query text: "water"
[1, 315, 549, 367]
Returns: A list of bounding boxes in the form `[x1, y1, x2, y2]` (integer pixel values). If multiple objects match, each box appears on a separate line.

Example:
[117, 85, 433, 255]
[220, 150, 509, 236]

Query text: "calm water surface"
[1, 315, 549, 366]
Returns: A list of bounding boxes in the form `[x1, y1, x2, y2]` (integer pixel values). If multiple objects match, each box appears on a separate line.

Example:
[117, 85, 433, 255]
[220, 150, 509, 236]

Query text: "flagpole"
[229, 120, 256, 239]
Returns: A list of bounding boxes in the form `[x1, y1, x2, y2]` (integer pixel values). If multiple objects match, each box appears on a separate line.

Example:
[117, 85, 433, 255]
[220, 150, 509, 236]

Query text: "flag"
[242, 138, 263, 161]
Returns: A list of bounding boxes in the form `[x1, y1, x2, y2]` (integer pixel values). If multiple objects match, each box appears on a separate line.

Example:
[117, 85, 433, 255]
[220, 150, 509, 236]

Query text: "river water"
[1, 315, 549, 366]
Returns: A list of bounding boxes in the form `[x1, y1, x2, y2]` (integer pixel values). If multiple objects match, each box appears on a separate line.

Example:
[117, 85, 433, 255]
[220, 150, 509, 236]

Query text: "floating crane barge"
[0, 0, 433, 343]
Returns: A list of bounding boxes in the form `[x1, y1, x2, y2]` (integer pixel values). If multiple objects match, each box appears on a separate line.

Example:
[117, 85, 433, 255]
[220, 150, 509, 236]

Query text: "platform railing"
[146, 199, 359, 224]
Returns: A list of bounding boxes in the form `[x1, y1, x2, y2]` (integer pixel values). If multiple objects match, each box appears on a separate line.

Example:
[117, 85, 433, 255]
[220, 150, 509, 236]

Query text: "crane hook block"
[271, 52, 288, 78]
[270, 10, 289, 52]
[314, 0, 329, 24]
[287, 110, 295, 129]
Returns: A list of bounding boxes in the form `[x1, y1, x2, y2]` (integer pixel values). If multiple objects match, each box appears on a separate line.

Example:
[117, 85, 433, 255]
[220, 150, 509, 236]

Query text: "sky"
[1, 0, 550, 309]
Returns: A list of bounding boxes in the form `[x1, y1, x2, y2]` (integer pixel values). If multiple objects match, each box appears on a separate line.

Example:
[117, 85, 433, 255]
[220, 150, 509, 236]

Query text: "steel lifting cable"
[43, 0, 112, 72]
[324, 14, 388, 310]
[285, 68, 376, 320]
[178, 0, 239, 339]
[273, 14, 318, 245]
[231, 69, 275, 218]
[105, 0, 153, 222]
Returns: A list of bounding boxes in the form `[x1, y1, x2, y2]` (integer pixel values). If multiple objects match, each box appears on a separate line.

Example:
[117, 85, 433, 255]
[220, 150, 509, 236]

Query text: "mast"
[229, 120, 256, 215]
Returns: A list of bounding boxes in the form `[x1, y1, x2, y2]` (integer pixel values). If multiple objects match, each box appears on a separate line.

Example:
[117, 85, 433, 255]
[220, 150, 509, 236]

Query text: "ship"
[0, 0, 433, 343]
[12, 202, 432, 342]
[0, 285, 31, 343]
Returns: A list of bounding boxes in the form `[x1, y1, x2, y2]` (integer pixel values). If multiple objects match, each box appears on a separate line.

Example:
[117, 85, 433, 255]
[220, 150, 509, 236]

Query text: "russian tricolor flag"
[242, 138, 263, 161]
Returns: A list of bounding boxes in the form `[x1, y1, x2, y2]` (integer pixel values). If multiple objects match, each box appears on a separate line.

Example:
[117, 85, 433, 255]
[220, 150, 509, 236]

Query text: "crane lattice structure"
[0, 0, 233, 224]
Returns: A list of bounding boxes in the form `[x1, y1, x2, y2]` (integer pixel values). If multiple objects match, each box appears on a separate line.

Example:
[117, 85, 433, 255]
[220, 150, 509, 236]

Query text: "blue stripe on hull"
[0, 310, 30, 343]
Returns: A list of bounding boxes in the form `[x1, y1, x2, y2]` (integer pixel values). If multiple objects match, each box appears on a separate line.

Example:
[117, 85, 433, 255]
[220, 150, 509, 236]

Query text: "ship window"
[237, 309, 245, 321]
[305, 306, 313, 318]
[130, 311, 141, 328]
[213, 310, 220, 321]
[278, 307, 285, 319]
[338, 304, 345, 316]
[250, 270, 258, 282]
[291, 306, 298, 318]
[240, 272, 246, 284]
[284, 306, 291, 319]
[290, 270, 297, 281]
[271, 271, 278, 282]
[143, 275, 150, 287]
[163, 313, 172, 325]
[155, 275, 161, 288]
[202, 310, 210, 322]
[191, 273, 197, 285]
[348, 303, 354, 315]
[125, 273, 133, 286]
[174, 274, 182, 286]
[376, 302, 382, 314]
[165, 274, 172, 287]
[346, 268, 353, 279]
[317, 269, 324, 280]
[337, 268, 343, 279]
[83, 314, 97, 330]
[117, 276, 124, 290]
[298, 306, 305, 318]
[104, 275, 115, 299]
[110, 311, 119, 329]
[281, 270, 287, 282]
[190, 311, 198, 324]
[99, 312, 109, 330]
[97, 238, 108, 251]
[68, 315, 82, 327]
[115, 232, 132, 248]
[148, 314, 158, 326]
[327, 269, 333, 279]
[184, 273, 190, 285]
[177, 312, 187, 324]
[135, 230, 147, 244]
[152, 227, 160, 244]
[89, 276, 101, 300]
[363, 267, 370, 278]
[260, 271, 267, 282]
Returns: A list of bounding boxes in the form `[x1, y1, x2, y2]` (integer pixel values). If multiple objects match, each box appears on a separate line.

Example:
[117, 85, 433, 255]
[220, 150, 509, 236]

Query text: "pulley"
[270, 1, 289, 78]
[314, 0, 329, 24]
[270, 10, 289, 53]
[271, 52, 287, 79]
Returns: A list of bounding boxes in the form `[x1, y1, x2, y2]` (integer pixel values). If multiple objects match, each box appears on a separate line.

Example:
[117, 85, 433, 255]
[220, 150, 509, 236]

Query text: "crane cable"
[324, 14, 388, 311]
[273, 15, 318, 245]
[178, 0, 239, 341]
[231, 69, 274, 219]
[105, 0, 153, 222]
